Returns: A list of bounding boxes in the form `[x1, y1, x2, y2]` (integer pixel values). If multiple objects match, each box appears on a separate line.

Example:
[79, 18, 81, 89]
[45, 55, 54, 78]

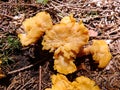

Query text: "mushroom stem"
[77, 46, 91, 57]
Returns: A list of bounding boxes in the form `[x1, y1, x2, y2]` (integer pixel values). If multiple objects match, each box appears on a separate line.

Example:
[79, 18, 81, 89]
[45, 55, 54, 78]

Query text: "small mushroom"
[18, 12, 53, 46]
[0, 61, 5, 79]
[0, 68, 5, 79]
[79, 40, 112, 68]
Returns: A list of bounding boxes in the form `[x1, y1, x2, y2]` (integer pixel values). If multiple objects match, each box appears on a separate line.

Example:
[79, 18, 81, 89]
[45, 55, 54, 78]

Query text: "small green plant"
[0, 35, 21, 65]
[1, 56, 14, 65]
[36, 0, 48, 4]
[7, 36, 20, 50]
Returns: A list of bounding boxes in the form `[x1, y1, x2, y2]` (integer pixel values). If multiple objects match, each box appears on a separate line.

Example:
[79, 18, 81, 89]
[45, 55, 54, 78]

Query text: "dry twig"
[39, 66, 42, 90]
[8, 61, 41, 75]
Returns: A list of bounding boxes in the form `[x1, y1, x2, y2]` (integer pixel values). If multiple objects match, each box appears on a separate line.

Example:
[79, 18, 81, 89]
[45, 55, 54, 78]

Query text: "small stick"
[0, 13, 15, 19]
[39, 66, 42, 90]
[8, 64, 33, 75]
[0, 3, 39, 7]
[8, 60, 41, 75]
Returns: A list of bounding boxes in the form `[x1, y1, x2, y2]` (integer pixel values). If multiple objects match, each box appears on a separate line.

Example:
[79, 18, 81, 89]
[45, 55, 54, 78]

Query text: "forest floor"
[0, 0, 120, 90]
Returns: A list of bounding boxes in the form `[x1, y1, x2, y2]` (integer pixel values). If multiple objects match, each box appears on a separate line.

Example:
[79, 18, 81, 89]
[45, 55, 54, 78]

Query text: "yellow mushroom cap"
[18, 12, 53, 46]
[90, 40, 112, 68]
[72, 76, 100, 90]
[42, 15, 89, 74]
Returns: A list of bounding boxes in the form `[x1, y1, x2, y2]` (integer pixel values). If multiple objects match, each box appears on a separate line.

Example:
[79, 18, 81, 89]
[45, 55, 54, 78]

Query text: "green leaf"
[36, 0, 48, 4]
[36, 0, 43, 3]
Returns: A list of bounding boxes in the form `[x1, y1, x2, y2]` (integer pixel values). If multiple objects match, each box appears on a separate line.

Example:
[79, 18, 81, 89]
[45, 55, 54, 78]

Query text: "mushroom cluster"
[18, 11, 112, 74]
[45, 74, 100, 90]
[17, 11, 112, 89]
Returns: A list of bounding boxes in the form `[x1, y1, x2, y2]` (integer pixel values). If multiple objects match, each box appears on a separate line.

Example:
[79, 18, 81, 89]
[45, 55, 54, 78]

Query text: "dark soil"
[0, 0, 120, 90]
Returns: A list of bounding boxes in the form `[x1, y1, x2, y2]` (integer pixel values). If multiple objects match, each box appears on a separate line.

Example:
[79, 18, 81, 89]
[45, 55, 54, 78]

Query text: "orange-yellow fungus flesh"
[18, 12, 53, 46]
[42, 15, 89, 74]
